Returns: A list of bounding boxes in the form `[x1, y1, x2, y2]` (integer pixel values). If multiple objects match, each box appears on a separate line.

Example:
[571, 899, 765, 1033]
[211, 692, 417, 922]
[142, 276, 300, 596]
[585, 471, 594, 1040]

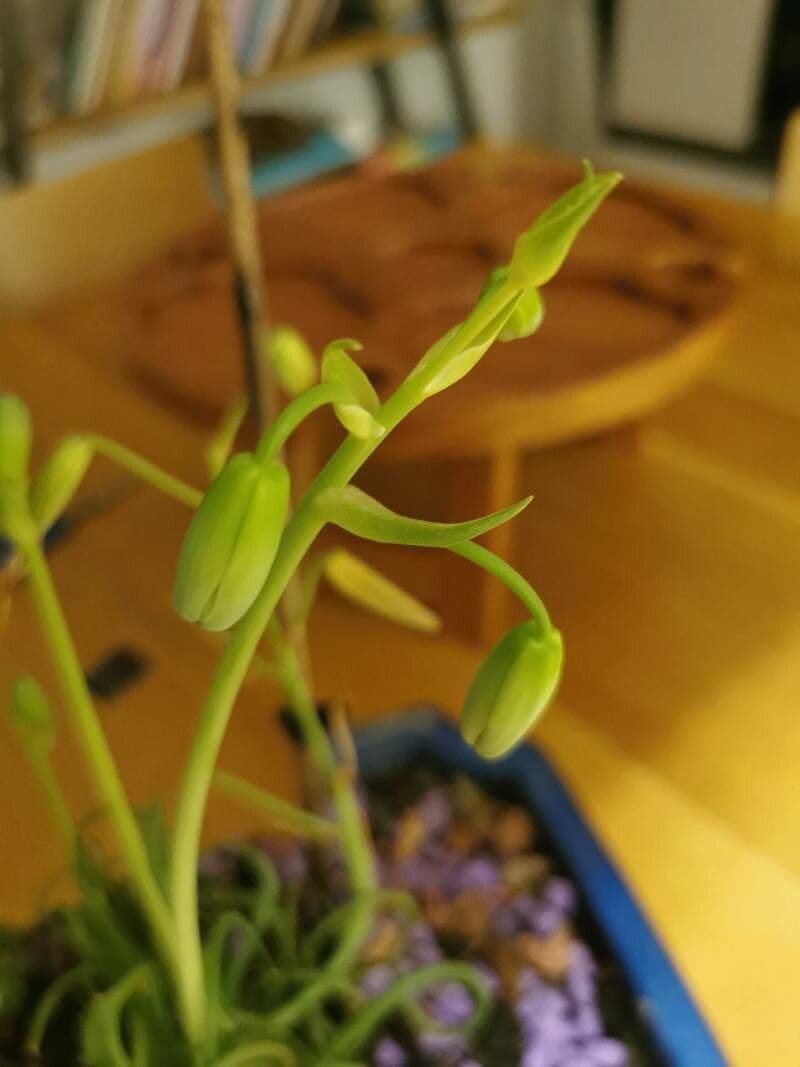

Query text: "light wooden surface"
[2, 185, 800, 1064]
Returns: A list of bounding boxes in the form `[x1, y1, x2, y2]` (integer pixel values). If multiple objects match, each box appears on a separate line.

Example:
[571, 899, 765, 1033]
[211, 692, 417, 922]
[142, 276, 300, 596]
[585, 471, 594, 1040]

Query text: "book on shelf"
[8, 0, 511, 134]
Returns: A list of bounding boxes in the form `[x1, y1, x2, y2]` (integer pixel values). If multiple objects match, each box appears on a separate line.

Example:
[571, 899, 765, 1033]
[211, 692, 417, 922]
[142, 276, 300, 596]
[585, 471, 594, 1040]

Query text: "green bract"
[0, 394, 32, 483]
[480, 267, 545, 342]
[29, 435, 93, 530]
[321, 339, 384, 439]
[264, 326, 317, 397]
[315, 485, 532, 547]
[8, 676, 56, 752]
[508, 161, 622, 289]
[323, 548, 441, 633]
[174, 453, 290, 631]
[460, 621, 563, 760]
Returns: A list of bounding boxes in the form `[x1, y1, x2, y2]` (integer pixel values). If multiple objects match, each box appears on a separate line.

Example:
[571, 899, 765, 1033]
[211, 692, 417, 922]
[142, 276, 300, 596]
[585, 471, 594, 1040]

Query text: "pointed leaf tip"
[315, 486, 532, 548]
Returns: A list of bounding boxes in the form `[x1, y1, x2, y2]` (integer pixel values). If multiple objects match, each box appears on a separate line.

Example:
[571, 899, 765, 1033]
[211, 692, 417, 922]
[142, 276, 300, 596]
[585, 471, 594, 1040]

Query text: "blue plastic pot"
[354, 708, 726, 1067]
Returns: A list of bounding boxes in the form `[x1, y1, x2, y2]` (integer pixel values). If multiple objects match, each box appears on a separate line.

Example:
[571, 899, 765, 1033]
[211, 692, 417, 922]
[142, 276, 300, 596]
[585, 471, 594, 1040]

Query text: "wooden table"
[2, 191, 800, 1065]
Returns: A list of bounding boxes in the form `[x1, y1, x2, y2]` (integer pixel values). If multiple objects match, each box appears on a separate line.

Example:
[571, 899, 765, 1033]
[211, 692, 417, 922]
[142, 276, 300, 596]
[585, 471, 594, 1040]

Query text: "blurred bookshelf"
[2, 2, 520, 169]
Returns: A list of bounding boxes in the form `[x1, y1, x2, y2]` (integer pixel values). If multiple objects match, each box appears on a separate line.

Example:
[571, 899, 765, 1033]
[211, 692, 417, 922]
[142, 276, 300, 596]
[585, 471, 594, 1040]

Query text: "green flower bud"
[174, 453, 290, 631]
[460, 622, 563, 760]
[508, 161, 622, 289]
[264, 326, 317, 396]
[0, 395, 32, 483]
[480, 267, 544, 343]
[29, 435, 93, 531]
[321, 339, 384, 440]
[323, 548, 441, 633]
[8, 676, 56, 753]
[0, 478, 35, 544]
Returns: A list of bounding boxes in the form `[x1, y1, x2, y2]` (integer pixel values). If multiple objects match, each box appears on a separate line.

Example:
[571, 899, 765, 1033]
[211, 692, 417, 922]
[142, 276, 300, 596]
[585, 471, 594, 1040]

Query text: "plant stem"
[212, 770, 339, 841]
[326, 962, 491, 1059]
[168, 278, 517, 1029]
[27, 746, 75, 853]
[89, 435, 202, 509]
[449, 540, 552, 634]
[20, 540, 194, 1038]
[255, 383, 346, 464]
[215, 1042, 296, 1067]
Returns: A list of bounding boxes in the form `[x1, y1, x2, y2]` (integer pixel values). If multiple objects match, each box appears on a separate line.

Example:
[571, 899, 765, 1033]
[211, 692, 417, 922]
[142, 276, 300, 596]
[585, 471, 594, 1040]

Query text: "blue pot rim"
[354, 707, 727, 1067]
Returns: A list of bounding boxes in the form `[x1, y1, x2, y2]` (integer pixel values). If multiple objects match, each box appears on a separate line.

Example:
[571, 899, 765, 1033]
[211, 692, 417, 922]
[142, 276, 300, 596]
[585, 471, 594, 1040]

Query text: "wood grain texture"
[123, 145, 743, 457]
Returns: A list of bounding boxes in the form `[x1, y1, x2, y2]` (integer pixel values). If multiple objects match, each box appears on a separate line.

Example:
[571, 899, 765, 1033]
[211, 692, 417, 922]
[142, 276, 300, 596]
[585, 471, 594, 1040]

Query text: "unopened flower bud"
[0, 395, 32, 483]
[29, 435, 93, 530]
[174, 453, 290, 631]
[8, 676, 56, 753]
[323, 548, 441, 633]
[508, 162, 621, 289]
[264, 326, 317, 396]
[460, 622, 563, 760]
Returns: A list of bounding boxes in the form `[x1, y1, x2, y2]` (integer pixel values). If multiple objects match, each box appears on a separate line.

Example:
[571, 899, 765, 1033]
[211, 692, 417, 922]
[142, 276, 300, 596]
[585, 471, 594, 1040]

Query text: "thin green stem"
[255, 383, 346, 464]
[326, 962, 491, 1059]
[89, 435, 202, 509]
[206, 396, 248, 480]
[27, 746, 75, 853]
[168, 277, 517, 1032]
[19, 540, 193, 1038]
[212, 771, 339, 841]
[215, 1042, 296, 1067]
[449, 540, 552, 634]
[262, 974, 355, 1032]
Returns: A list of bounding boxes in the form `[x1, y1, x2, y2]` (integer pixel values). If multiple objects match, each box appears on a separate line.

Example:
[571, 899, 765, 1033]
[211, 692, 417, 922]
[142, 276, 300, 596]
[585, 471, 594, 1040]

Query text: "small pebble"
[490, 806, 535, 857]
[584, 1036, 629, 1066]
[373, 1036, 407, 1067]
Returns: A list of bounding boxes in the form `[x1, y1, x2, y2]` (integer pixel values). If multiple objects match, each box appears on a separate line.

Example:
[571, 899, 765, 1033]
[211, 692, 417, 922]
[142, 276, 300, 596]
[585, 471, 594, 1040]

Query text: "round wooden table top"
[128, 145, 743, 458]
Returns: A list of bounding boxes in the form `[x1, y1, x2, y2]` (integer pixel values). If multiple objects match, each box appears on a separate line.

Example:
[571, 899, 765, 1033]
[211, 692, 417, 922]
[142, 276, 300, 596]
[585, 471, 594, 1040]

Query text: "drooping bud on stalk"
[0, 395, 32, 483]
[460, 621, 563, 760]
[8, 676, 56, 753]
[264, 325, 317, 397]
[29, 435, 93, 531]
[173, 453, 290, 631]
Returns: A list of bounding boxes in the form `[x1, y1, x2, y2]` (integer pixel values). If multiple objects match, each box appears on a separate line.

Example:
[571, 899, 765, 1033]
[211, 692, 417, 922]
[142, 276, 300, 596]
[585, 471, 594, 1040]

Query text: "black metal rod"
[424, 0, 481, 140]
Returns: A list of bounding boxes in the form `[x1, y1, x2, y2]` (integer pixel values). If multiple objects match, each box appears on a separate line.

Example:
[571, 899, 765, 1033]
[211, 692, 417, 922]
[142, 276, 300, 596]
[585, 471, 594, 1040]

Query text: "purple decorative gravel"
[366, 783, 630, 1067]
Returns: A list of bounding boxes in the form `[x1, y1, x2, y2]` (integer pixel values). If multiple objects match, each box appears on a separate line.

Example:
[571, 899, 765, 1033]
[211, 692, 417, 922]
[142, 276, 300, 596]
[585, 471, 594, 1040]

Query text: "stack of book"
[17, 0, 344, 126]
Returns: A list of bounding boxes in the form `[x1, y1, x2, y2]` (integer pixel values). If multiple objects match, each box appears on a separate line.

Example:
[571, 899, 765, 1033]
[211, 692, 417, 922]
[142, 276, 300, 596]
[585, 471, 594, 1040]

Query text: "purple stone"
[417, 788, 452, 837]
[373, 1036, 407, 1067]
[446, 856, 501, 895]
[361, 963, 395, 997]
[418, 1030, 467, 1060]
[427, 982, 476, 1026]
[542, 877, 577, 916]
[572, 1002, 603, 1040]
[584, 1037, 629, 1066]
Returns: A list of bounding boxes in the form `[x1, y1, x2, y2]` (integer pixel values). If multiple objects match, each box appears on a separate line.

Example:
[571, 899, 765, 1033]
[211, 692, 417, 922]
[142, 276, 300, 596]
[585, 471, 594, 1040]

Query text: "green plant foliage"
[460, 621, 564, 759]
[29, 434, 93, 530]
[1, 165, 619, 1065]
[314, 486, 532, 547]
[174, 454, 290, 631]
[0, 393, 32, 482]
[321, 340, 384, 440]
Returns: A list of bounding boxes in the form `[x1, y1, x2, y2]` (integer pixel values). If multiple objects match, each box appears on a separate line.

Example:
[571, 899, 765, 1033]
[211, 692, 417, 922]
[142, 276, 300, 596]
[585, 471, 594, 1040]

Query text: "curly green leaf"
[315, 486, 532, 548]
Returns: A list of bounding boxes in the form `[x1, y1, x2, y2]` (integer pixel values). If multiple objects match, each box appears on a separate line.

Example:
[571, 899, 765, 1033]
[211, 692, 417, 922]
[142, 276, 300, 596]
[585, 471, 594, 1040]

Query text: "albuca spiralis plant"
[0, 163, 619, 1065]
